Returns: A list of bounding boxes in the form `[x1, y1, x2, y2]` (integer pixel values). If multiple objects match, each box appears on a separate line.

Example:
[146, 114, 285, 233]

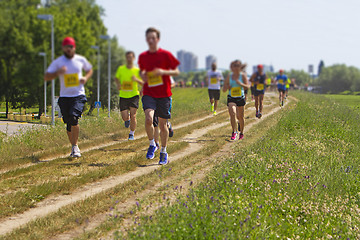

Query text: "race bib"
[231, 87, 242, 97]
[251, 82, 254, 87]
[210, 77, 218, 85]
[122, 81, 133, 91]
[147, 72, 163, 87]
[257, 84, 264, 91]
[64, 73, 79, 88]
[278, 79, 284, 84]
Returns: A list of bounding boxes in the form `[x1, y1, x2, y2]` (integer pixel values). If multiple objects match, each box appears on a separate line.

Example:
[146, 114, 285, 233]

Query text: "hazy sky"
[96, 0, 359, 72]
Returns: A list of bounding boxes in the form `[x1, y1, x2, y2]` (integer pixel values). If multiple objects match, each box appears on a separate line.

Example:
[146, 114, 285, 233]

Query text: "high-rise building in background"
[177, 50, 198, 72]
[206, 55, 217, 70]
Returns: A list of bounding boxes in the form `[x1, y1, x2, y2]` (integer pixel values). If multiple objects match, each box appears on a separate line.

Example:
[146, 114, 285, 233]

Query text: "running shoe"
[124, 120, 130, 128]
[213, 111, 217, 116]
[159, 152, 168, 165]
[281, 101, 284, 107]
[146, 145, 158, 159]
[211, 103, 214, 112]
[128, 134, 134, 140]
[256, 111, 259, 118]
[168, 122, 174, 137]
[231, 132, 237, 140]
[72, 145, 81, 158]
[239, 133, 244, 140]
[258, 112, 262, 119]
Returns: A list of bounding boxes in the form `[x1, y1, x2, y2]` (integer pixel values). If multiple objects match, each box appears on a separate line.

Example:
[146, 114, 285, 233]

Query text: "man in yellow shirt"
[115, 51, 143, 140]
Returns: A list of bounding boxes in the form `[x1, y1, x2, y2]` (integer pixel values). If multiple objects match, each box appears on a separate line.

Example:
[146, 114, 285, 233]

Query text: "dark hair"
[125, 51, 135, 57]
[145, 27, 160, 39]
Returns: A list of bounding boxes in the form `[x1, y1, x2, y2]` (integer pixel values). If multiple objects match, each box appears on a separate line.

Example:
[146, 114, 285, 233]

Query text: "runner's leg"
[236, 106, 245, 134]
[129, 107, 137, 132]
[120, 109, 130, 122]
[259, 94, 264, 113]
[145, 109, 155, 141]
[159, 117, 169, 150]
[228, 102, 237, 132]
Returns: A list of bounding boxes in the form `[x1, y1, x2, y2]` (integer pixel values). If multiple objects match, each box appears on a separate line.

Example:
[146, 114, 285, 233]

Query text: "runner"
[276, 69, 288, 107]
[250, 64, 267, 118]
[223, 60, 250, 140]
[138, 27, 180, 165]
[285, 77, 291, 99]
[206, 62, 223, 115]
[44, 37, 93, 157]
[249, 73, 256, 101]
[114, 51, 143, 140]
[266, 76, 272, 90]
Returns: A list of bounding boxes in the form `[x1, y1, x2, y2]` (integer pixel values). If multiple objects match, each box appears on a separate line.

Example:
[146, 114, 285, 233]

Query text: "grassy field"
[325, 94, 360, 110]
[124, 92, 360, 239]
[0, 88, 226, 170]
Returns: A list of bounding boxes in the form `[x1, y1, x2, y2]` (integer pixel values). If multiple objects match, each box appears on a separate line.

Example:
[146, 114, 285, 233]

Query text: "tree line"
[0, 0, 126, 117]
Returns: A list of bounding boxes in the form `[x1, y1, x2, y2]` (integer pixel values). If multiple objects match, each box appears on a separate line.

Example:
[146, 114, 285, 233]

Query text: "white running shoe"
[72, 145, 81, 158]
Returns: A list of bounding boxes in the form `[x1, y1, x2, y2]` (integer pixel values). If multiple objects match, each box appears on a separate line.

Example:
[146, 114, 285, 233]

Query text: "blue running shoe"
[146, 145, 158, 159]
[124, 120, 130, 128]
[128, 134, 134, 140]
[159, 152, 168, 165]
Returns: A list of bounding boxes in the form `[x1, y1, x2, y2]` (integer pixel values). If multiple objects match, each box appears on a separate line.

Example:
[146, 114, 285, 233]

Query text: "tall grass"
[125, 92, 360, 239]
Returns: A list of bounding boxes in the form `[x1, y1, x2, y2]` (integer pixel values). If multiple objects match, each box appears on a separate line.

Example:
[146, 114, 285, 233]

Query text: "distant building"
[177, 50, 198, 72]
[252, 64, 274, 73]
[206, 55, 217, 70]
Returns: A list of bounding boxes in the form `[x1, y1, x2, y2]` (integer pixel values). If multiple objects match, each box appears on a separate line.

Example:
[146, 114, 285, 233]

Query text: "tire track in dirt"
[49, 94, 291, 240]
[0, 93, 284, 237]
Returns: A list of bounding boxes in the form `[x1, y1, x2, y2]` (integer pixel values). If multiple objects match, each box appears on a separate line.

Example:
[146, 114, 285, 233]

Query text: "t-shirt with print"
[138, 48, 180, 98]
[207, 70, 224, 90]
[115, 65, 141, 98]
[47, 54, 92, 97]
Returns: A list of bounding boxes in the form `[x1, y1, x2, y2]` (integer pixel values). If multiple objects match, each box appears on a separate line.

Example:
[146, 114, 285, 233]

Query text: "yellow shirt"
[115, 65, 141, 98]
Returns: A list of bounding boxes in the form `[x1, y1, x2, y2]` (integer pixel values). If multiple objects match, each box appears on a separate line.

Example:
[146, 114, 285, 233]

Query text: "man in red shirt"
[138, 27, 180, 165]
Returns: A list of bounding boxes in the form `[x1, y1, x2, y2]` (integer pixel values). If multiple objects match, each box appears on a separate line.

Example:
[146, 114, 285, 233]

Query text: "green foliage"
[0, 0, 125, 116]
[126, 92, 360, 239]
[316, 64, 360, 93]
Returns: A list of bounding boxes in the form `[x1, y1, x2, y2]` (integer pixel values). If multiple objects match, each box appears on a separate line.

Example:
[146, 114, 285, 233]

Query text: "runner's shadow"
[137, 162, 158, 167]
[62, 162, 82, 167]
[88, 163, 111, 167]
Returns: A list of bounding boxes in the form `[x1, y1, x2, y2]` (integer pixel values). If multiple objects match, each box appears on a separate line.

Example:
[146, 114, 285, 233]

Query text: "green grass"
[124, 92, 360, 239]
[0, 88, 225, 170]
[325, 94, 360, 110]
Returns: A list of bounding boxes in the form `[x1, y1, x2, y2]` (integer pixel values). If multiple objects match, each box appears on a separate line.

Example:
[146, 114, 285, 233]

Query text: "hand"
[57, 66, 67, 75]
[141, 71, 148, 83]
[131, 75, 137, 81]
[79, 77, 87, 85]
[152, 68, 164, 76]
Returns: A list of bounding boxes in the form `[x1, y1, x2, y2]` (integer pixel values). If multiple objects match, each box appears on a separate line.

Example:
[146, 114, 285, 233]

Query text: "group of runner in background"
[44, 27, 292, 166]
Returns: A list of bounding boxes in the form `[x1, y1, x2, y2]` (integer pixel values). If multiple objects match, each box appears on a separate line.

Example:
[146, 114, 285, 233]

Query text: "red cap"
[257, 64, 263, 69]
[279, 69, 284, 73]
[62, 37, 76, 47]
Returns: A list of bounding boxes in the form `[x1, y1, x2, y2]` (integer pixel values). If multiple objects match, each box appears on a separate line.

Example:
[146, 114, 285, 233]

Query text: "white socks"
[161, 147, 167, 153]
[130, 130, 135, 135]
[149, 139, 156, 146]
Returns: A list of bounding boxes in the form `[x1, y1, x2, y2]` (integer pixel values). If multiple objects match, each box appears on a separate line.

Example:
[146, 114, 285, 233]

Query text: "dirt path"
[0, 93, 286, 237]
[0, 109, 228, 176]
[49, 94, 290, 240]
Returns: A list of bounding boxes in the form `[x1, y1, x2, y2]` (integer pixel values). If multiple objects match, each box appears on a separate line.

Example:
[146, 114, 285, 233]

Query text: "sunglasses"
[64, 45, 74, 49]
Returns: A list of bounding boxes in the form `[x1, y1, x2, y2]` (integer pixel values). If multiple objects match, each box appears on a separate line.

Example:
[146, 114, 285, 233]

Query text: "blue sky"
[96, 0, 359, 72]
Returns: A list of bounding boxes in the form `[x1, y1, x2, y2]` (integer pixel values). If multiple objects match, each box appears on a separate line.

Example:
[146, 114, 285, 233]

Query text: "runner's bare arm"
[44, 66, 67, 81]
[152, 67, 180, 77]
[131, 75, 144, 86]
[140, 70, 148, 83]
[238, 73, 250, 90]
[80, 69, 93, 84]
[222, 75, 230, 92]
[115, 77, 121, 90]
